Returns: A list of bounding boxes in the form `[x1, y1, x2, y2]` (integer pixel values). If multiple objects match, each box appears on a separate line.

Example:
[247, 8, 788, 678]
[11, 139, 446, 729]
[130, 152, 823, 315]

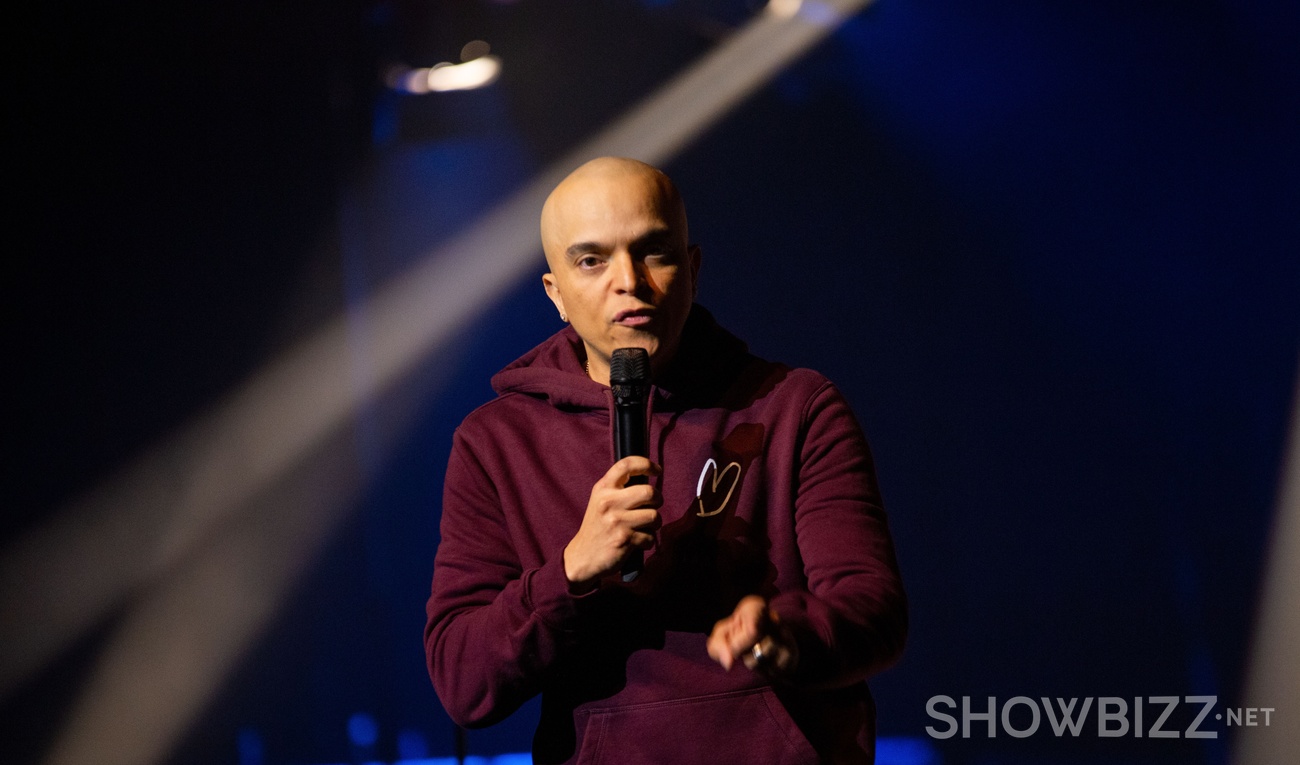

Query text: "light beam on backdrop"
[1235, 358, 1300, 765]
[0, 2, 874, 764]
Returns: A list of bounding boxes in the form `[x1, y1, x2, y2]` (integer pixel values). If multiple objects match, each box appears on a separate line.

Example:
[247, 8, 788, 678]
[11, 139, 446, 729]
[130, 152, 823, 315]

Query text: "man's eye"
[577, 255, 603, 269]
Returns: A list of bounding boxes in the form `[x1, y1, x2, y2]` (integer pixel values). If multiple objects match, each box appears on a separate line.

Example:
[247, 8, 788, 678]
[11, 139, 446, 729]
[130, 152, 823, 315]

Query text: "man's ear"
[542, 272, 567, 319]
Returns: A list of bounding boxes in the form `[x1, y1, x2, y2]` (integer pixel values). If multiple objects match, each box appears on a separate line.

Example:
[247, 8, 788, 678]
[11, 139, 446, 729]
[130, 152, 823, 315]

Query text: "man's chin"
[605, 340, 658, 360]
[593, 333, 658, 366]
[606, 328, 660, 352]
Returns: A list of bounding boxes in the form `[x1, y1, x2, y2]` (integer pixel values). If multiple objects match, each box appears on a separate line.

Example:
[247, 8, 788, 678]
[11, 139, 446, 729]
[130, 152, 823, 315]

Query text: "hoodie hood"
[490, 322, 601, 410]
[490, 305, 754, 411]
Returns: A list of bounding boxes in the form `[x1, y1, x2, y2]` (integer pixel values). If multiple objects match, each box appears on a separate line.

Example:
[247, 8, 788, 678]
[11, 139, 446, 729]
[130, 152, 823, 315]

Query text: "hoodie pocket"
[575, 686, 819, 765]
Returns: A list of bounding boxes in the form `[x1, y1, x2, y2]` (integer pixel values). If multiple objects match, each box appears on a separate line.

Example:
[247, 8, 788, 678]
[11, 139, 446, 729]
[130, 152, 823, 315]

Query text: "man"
[425, 157, 906, 764]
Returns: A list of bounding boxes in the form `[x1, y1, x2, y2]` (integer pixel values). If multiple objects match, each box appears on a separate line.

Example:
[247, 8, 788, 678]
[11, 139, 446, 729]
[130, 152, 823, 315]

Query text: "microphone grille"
[609, 347, 650, 384]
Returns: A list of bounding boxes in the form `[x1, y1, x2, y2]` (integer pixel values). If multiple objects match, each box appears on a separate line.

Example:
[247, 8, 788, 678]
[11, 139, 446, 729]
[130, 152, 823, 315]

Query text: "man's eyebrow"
[630, 228, 676, 250]
[565, 241, 604, 258]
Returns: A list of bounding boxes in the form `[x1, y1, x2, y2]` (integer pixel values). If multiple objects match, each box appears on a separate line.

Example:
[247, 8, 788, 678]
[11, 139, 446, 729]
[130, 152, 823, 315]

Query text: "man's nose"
[611, 251, 643, 293]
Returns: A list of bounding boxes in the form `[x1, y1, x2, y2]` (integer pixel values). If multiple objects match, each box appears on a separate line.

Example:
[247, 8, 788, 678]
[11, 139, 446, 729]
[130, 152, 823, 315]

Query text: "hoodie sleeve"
[767, 380, 908, 687]
[424, 429, 585, 727]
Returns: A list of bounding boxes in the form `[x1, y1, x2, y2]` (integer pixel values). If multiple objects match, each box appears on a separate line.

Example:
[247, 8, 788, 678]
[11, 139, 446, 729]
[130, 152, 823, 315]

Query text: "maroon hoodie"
[425, 307, 906, 764]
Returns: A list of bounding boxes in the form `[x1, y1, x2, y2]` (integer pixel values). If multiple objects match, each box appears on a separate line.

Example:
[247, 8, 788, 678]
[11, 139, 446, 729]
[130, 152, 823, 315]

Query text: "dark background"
[8, 1, 1298, 764]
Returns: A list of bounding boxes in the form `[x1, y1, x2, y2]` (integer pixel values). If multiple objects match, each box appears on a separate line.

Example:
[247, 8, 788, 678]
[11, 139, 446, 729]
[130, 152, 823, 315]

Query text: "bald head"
[540, 157, 689, 268]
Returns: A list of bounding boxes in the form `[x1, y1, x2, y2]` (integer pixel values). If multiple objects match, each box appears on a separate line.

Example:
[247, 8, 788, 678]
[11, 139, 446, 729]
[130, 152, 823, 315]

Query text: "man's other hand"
[707, 595, 799, 680]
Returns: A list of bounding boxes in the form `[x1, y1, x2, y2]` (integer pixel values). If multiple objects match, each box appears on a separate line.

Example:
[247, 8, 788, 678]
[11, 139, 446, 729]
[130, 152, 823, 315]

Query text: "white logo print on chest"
[695, 458, 742, 517]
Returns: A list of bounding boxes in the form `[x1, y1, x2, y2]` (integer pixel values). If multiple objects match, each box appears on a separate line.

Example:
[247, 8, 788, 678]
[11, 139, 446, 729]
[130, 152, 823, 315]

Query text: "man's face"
[541, 165, 700, 383]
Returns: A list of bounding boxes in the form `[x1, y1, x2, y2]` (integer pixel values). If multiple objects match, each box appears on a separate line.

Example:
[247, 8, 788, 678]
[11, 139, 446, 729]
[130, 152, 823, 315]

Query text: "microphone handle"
[615, 402, 648, 580]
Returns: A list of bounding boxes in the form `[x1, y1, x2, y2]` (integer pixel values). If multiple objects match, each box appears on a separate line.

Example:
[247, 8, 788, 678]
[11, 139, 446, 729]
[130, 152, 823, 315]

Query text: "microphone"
[610, 347, 651, 582]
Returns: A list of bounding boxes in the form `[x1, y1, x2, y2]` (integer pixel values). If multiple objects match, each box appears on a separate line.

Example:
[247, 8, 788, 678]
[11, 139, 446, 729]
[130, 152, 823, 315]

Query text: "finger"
[741, 635, 773, 671]
[727, 608, 762, 650]
[730, 629, 760, 663]
[627, 457, 662, 478]
[624, 508, 661, 533]
[710, 624, 751, 668]
[617, 484, 660, 509]
[706, 623, 735, 670]
[724, 612, 767, 668]
[627, 530, 657, 550]
[747, 634, 799, 677]
[734, 595, 769, 626]
[590, 485, 656, 516]
[603, 456, 661, 487]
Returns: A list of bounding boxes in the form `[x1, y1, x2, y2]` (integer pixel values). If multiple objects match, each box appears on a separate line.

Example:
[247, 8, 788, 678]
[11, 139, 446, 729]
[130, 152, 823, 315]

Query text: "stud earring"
[560, 313, 568, 322]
